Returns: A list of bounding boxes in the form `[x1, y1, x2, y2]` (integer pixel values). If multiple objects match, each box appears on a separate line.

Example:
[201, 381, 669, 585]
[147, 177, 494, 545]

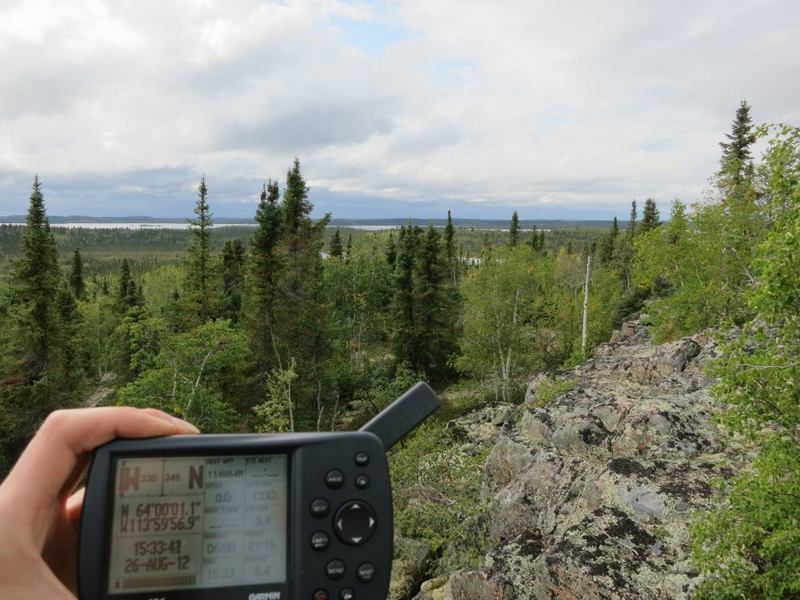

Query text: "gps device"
[78, 382, 440, 600]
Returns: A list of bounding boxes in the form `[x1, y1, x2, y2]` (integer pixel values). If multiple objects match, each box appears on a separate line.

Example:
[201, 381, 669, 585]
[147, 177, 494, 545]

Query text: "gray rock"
[390, 538, 434, 600]
[421, 317, 744, 599]
[619, 485, 667, 520]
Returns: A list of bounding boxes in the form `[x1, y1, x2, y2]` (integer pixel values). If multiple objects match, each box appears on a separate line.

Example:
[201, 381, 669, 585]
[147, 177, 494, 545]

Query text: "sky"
[0, 0, 798, 220]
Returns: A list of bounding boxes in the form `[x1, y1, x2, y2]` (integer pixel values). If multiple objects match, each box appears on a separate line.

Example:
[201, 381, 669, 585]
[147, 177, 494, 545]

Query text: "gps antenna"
[359, 381, 440, 450]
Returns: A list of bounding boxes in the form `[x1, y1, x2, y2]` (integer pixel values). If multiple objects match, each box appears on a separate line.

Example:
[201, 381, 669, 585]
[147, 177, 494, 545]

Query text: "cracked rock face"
[413, 318, 744, 600]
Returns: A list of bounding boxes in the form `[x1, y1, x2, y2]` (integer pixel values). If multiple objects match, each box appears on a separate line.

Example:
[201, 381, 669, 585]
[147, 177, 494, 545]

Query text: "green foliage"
[70, 248, 86, 299]
[116, 319, 247, 432]
[253, 360, 297, 433]
[509, 210, 520, 247]
[599, 216, 619, 265]
[640, 198, 660, 233]
[390, 411, 488, 571]
[693, 440, 800, 599]
[220, 239, 244, 323]
[246, 179, 284, 364]
[718, 100, 757, 194]
[458, 245, 620, 401]
[183, 176, 218, 325]
[0, 178, 78, 469]
[328, 229, 344, 259]
[391, 225, 458, 380]
[692, 125, 800, 599]
[116, 258, 141, 313]
[532, 379, 576, 408]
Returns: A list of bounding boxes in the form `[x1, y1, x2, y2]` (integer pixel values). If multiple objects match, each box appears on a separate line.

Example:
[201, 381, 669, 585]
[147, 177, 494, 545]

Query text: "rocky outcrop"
[412, 318, 745, 599]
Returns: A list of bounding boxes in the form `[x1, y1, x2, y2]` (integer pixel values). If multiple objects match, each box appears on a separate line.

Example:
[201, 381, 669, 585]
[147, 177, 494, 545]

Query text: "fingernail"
[172, 416, 200, 433]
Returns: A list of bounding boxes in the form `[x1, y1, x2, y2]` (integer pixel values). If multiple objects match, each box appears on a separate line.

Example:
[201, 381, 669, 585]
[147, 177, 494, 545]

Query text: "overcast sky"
[0, 0, 798, 220]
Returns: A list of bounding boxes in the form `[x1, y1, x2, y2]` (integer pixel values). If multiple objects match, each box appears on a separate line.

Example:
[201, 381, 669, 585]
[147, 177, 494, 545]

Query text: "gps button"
[325, 469, 345, 489]
[310, 531, 330, 551]
[310, 498, 330, 518]
[325, 559, 345, 580]
[356, 562, 376, 583]
[333, 501, 377, 546]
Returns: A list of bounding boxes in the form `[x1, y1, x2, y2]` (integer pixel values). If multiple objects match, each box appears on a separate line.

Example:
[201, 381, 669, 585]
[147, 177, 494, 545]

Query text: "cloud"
[0, 0, 798, 219]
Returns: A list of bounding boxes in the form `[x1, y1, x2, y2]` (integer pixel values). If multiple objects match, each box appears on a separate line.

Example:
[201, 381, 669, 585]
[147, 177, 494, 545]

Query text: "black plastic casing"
[78, 432, 392, 600]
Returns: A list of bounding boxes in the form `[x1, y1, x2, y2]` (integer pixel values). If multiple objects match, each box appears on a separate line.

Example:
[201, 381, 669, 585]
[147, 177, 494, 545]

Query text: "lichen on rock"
[407, 317, 744, 599]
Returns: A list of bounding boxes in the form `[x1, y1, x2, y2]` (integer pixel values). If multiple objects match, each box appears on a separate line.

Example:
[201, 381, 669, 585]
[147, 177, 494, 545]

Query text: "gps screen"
[107, 455, 287, 594]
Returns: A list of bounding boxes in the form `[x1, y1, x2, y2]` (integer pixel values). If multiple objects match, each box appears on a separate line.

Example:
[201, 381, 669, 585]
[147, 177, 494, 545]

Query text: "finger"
[4, 407, 198, 508]
[66, 488, 86, 528]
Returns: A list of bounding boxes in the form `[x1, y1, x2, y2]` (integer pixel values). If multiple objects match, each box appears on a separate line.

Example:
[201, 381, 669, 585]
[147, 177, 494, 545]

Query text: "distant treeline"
[0, 223, 608, 275]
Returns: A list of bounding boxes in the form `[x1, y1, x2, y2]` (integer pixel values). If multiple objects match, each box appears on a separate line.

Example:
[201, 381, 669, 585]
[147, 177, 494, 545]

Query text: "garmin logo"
[249, 593, 281, 600]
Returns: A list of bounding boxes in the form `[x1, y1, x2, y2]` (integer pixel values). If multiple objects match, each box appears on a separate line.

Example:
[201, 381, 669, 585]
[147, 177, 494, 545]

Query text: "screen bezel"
[92, 445, 293, 600]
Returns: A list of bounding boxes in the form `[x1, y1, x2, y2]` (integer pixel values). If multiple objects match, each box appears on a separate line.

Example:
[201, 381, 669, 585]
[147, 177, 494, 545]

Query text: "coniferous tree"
[0, 177, 74, 469]
[600, 217, 619, 264]
[283, 158, 312, 240]
[345, 233, 353, 264]
[221, 239, 245, 323]
[413, 226, 457, 377]
[627, 200, 638, 238]
[185, 175, 215, 323]
[70, 248, 86, 299]
[528, 225, 539, 251]
[116, 259, 139, 313]
[444, 210, 458, 285]
[392, 225, 417, 367]
[538, 229, 546, 252]
[640, 199, 660, 232]
[718, 100, 757, 194]
[481, 233, 493, 257]
[248, 180, 284, 362]
[329, 230, 344, 259]
[509, 211, 520, 247]
[273, 159, 332, 429]
[385, 232, 397, 266]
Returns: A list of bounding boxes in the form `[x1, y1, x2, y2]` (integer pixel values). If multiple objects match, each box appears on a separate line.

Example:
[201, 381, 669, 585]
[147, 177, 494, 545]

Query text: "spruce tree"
[116, 258, 139, 313]
[444, 210, 457, 285]
[627, 200, 638, 238]
[273, 159, 332, 429]
[385, 232, 397, 266]
[528, 225, 538, 251]
[329, 230, 344, 259]
[345, 233, 353, 263]
[0, 177, 73, 469]
[509, 211, 520, 247]
[70, 248, 86, 299]
[718, 100, 757, 193]
[248, 180, 284, 361]
[392, 225, 417, 367]
[221, 239, 245, 323]
[413, 226, 457, 377]
[640, 199, 660, 232]
[185, 175, 215, 323]
[600, 217, 619, 264]
[283, 158, 312, 240]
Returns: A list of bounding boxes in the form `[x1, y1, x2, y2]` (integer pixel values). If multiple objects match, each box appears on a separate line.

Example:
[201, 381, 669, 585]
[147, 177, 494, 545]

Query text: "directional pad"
[333, 501, 377, 546]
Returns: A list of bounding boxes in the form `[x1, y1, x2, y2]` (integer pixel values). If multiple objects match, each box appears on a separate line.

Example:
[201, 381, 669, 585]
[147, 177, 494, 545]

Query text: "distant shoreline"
[0, 216, 615, 229]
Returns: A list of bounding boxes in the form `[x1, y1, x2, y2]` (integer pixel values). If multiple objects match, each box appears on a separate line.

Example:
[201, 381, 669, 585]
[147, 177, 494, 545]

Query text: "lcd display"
[107, 455, 287, 594]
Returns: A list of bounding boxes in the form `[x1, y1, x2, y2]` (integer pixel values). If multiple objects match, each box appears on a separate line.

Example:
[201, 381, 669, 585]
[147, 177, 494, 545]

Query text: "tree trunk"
[581, 254, 592, 357]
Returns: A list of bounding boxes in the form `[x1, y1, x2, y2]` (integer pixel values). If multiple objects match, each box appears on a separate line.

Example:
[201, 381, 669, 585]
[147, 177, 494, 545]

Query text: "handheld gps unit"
[78, 382, 440, 600]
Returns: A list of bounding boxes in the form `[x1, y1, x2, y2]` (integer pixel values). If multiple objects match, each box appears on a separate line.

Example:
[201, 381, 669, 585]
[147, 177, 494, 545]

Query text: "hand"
[0, 407, 199, 600]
